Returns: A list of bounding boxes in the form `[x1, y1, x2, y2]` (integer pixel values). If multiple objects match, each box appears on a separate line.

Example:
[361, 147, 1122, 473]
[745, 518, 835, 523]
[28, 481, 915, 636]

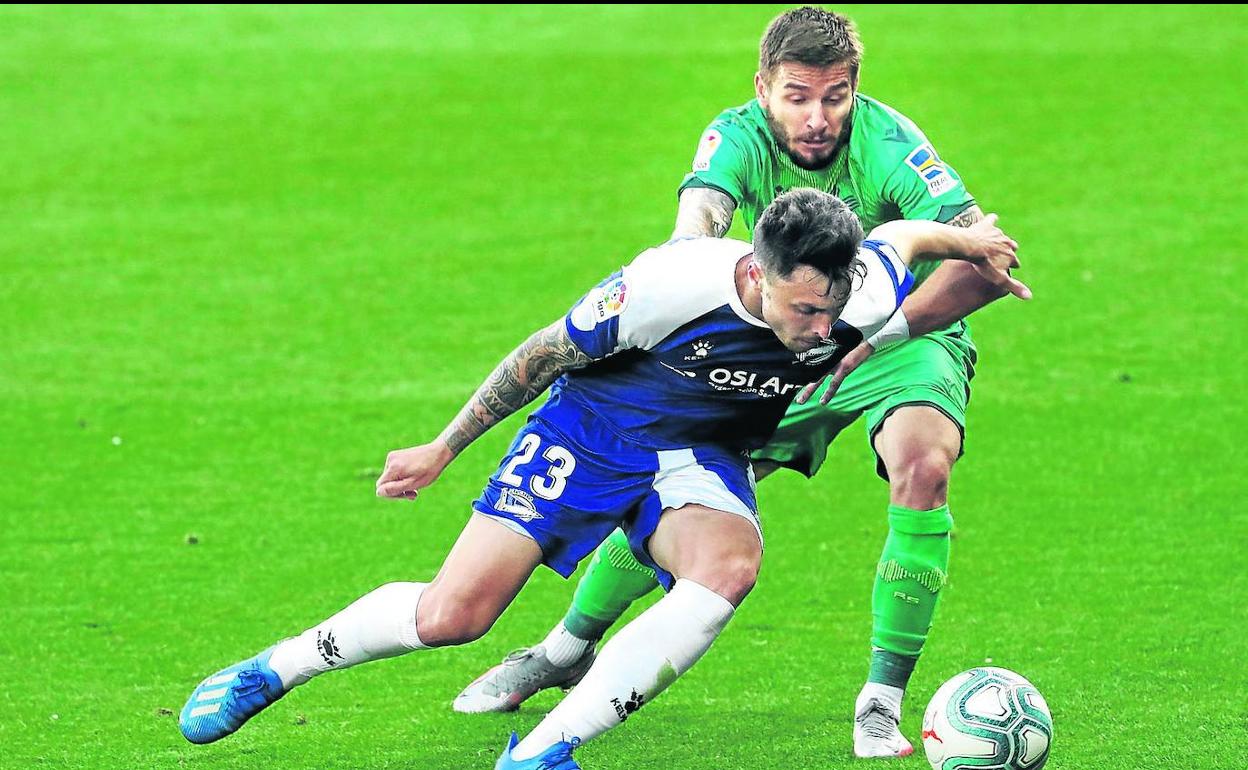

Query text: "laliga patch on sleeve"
[692, 129, 722, 172]
[570, 276, 630, 331]
[905, 143, 956, 197]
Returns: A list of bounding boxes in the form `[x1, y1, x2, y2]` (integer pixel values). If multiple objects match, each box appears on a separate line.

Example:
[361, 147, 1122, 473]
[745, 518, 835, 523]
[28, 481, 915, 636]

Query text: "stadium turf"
[1, 5, 1244, 769]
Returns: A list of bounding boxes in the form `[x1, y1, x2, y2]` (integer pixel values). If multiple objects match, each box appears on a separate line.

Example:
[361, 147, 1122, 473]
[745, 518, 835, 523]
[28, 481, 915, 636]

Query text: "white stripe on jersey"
[615, 238, 757, 352]
[840, 241, 910, 340]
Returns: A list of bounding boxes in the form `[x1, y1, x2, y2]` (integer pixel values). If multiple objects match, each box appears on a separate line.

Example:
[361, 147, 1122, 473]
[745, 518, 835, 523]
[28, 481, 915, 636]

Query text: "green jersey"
[679, 94, 975, 285]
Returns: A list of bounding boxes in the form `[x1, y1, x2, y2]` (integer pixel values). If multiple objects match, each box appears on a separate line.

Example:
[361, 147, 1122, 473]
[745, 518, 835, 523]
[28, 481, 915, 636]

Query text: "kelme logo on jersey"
[906, 143, 955, 197]
[570, 276, 629, 331]
[494, 488, 542, 522]
[684, 340, 713, 361]
[707, 368, 803, 397]
[692, 129, 722, 172]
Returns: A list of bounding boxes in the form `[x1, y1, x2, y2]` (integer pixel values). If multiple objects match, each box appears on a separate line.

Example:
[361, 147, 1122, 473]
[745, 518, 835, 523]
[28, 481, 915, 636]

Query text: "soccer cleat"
[495, 732, 581, 770]
[454, 645, 595, 714]
[179, 645, 287, 744]
[853, 696, 914, 758]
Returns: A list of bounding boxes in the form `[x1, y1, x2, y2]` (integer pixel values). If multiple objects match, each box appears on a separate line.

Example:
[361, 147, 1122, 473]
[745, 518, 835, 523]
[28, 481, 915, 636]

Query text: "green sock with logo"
[868, 504, 952, 688]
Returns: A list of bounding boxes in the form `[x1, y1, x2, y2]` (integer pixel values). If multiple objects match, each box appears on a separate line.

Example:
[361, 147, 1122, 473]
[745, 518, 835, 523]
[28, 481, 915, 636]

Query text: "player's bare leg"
[459, 459, 786, 714]
[854, 405, 960, 759]
[460, 462, 781, 716]
[180, 513, 541, 743]
[499, 504, 760, 767]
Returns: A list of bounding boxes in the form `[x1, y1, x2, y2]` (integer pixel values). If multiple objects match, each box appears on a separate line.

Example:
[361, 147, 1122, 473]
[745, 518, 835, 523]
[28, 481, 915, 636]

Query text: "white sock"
[857, 681, 905, 717]
[512, 579, 734, 760]
[541, 621, 594, 667]
[268, 581, 428, 690]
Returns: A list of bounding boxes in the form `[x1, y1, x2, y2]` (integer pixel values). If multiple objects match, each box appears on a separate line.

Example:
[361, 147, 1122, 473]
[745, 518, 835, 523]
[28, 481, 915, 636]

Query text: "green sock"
[562, 529, 660, 641]
[868, 504, 953, 688]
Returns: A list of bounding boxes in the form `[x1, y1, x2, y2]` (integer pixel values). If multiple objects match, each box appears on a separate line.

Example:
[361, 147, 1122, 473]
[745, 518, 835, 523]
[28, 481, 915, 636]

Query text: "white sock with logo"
[267, 582, 428, 690]
[511, 579, 734, 760]
[540, 621, 594, 667]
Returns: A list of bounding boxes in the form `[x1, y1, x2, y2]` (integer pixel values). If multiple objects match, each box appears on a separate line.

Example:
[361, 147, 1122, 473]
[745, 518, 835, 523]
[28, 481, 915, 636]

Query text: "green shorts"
[751, 321, 977, 479]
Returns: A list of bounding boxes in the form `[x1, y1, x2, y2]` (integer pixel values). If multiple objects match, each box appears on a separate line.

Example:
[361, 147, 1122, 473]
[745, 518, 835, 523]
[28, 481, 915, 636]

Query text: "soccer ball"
[921, 667, 1053, 770]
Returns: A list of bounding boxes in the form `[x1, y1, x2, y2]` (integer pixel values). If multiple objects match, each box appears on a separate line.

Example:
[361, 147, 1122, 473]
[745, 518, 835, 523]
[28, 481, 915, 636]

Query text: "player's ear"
[754, 71, 769, 105]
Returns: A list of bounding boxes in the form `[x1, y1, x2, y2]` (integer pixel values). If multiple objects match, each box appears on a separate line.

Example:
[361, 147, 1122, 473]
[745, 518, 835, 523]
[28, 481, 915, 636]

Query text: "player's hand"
[965, 214, 1032, 300]
[376, 441, 454, 500]
[795, 341, 875, 406]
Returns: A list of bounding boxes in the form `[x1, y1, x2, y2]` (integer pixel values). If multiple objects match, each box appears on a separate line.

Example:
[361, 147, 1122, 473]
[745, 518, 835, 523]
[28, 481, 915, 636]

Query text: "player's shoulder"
[852, 93, 931, 145]
[628, 236, 752, 281]
[610, 237, 753, 350]
[624, 237, 751, 312]
[850, 93, 933, 166]
[852, 93, 969, 201]
[701, 99, 771, 148]
[842, 238, 912, 327]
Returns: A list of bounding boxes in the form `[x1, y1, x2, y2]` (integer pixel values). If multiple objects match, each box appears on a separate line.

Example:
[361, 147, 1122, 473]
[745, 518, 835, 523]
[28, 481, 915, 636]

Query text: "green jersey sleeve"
[882, 140, 976, 223]
[677, 118, 758, 205]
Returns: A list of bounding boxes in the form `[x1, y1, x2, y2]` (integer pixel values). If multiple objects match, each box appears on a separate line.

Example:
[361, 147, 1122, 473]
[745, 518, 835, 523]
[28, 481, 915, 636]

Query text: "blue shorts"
[473, 391, 760, 589]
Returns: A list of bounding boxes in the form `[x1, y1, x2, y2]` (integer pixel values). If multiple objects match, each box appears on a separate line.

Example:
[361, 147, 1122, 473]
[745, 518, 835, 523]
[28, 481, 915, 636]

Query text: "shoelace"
[538, 739, 581, 770]
[233, 669, 271, 699]
[857, 700, 901, 740]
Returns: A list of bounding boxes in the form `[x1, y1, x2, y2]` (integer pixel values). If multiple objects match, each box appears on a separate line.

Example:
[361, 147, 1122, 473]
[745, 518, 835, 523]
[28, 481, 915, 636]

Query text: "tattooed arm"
[439, 320, 592, 454]
[375, 319, 593, 499]
[672, 187, 738, 239]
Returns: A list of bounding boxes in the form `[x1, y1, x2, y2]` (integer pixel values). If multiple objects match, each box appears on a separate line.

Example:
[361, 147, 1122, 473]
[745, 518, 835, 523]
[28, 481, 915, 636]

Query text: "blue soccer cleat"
[179, 645, 287, 744]
[495, 732, 582, 770]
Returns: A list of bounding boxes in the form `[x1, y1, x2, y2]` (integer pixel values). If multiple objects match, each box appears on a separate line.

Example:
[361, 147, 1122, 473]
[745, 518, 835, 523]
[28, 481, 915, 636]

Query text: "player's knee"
[692, 552, 760, 607]
[416, 590, 498, 647]
[890, 448, 956, 507]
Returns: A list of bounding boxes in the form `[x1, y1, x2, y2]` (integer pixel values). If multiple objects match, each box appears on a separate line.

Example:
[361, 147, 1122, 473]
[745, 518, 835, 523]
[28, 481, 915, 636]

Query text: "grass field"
[2, 5, 1246, 769]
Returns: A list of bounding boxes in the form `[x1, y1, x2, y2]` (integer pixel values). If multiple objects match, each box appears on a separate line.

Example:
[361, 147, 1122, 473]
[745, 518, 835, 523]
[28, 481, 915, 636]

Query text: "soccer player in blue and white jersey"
[178, 189, 1022, 768]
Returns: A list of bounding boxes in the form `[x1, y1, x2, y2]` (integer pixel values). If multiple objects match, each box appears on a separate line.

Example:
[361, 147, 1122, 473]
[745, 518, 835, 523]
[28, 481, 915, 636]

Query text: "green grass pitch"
[2, 5, 1245, 769]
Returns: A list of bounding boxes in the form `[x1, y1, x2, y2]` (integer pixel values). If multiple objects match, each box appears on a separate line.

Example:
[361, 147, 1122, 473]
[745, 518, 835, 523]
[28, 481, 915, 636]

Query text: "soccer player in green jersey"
[455, 7, 1030, 759]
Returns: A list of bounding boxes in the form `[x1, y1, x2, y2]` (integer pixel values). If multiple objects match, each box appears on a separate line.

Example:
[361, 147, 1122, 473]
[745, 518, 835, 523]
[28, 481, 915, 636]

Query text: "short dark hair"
[759, 6, 863, 82]
[753, 188, 863, 285]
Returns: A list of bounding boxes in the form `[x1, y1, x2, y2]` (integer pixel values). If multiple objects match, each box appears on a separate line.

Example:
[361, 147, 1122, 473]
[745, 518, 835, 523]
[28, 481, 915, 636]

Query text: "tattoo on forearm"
[946, 205, 984, 229]
[673, 188, 737, 238]
[440, 321, 593, 454]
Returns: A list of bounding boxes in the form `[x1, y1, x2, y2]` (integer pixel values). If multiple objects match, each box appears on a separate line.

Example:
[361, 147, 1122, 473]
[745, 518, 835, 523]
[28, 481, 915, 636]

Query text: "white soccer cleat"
[453, 645, 595, 714]
[853, 695, 914, 758]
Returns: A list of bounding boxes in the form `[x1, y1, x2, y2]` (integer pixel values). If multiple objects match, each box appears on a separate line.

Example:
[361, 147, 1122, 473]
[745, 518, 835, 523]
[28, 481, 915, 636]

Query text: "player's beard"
[764, 105, 853, 172]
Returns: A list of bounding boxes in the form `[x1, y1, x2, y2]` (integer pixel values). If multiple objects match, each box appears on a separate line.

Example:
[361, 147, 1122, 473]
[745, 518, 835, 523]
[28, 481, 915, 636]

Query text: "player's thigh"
[420, 512, 545, 645]
[647, 503, 763, 608]
[860, 334, 973, 482]
[873, 405, 963, 475]
[632, 446, 763, 607]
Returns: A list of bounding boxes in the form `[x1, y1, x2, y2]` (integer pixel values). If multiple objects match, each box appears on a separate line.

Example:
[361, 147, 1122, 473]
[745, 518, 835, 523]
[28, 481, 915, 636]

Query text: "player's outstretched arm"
[672, 187, 737, 239]
[797, 212, 1031, 405]
[376, 319, 594, 500]
[868, 213, 1031, 301]
[870, 206, 1030, 341]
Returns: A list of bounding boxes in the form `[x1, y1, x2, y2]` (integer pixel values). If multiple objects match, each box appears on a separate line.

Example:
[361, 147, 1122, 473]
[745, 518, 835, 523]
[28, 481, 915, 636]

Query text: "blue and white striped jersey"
[551, 236, 912, 452]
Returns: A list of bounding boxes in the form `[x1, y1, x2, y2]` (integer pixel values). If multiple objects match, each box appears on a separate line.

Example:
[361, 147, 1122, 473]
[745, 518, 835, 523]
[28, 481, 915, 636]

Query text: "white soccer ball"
[921, 667, 1053, 770]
